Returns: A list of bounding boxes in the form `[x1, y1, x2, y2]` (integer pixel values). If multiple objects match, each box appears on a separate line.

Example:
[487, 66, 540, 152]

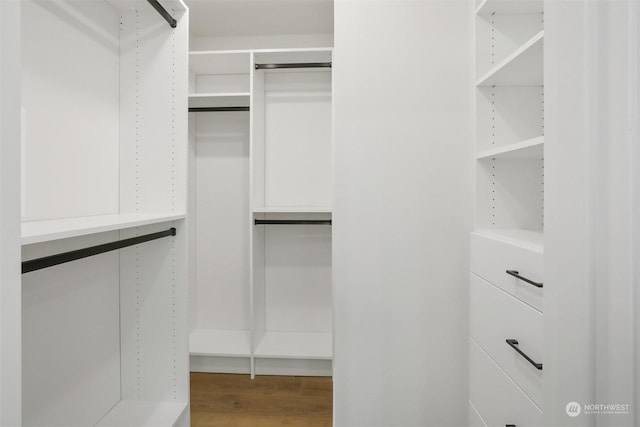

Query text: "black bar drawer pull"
[506, 425, 516, 427]
[506, 270, 543, 288]
[506, 339, 543, 370]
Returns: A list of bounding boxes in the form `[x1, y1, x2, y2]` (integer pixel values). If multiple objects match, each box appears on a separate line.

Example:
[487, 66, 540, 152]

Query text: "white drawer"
[470, 338, 543, 427]
[469, 400, 488, 427]
[471, 231, 543, 312]
[470, 273, 543, 408]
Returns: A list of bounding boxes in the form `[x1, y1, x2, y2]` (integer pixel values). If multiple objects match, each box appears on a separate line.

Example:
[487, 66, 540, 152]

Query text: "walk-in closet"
[0, 0, 638, 426]
[186, 4, 334, 378]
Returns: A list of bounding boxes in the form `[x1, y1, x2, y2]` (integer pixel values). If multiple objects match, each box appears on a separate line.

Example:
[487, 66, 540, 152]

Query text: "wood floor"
[190, 373, 333, 427]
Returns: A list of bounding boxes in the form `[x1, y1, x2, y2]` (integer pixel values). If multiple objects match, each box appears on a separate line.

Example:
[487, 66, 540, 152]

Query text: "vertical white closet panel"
[0, 0, 22, 425]
[118, 0, 189, 411]
[333, 1, 472, 425]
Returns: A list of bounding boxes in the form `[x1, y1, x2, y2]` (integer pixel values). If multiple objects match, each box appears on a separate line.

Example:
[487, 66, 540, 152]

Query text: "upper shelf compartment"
[189, 51, 251, 76]
[189, 51, 251, 95]
[476, 31, 543, 87]
[476, 0, 543, 15]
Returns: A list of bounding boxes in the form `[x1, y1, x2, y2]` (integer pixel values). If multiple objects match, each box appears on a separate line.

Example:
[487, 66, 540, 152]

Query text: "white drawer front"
[470, 273, 543, 408]
[470, 338, 543, 427]
[469, 401, 488, 427]
[471, 232, 543, 312]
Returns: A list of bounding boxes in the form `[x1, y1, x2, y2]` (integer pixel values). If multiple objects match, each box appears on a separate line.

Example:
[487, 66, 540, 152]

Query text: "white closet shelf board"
[189, 329, 251, 357]
[253, 207, 332, 213]
[95, 400, 188, 427]
[22, 213, 185, 245]
[475, 0, 543, 15]
[253, 48, 332, 65]
[477, 136, 543, 159]
[189, 51, 251, 75]
[473, 229, 543, 253]
[188, 93, 251, 108]
[254, 331, 332, 359]
[476, 31, 544, 87]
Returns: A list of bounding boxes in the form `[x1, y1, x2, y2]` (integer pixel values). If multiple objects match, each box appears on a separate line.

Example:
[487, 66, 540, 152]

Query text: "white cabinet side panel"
[120, 7, 189, 214]
[21, 0, 120, 221]
[119, 221, 188, 402]
[22, 234, 121, 426]
[195, 112, 250, 330]
[333, 1, 472, 425]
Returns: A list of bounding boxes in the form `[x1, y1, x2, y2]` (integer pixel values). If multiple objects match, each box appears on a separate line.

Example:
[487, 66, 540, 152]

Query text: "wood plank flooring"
[190, 373, 332, 427]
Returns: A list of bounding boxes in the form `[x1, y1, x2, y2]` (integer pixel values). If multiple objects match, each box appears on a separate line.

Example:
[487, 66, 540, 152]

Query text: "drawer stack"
[469, 232, 543, 426]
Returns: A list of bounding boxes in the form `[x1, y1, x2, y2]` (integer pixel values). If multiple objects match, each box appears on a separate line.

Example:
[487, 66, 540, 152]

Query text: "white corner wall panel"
[21, 0, 120, 221]
[333, 1, 472, 425]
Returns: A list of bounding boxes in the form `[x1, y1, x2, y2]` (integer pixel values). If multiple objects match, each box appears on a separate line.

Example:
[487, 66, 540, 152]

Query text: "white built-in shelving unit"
[188, 47, 333, 377]
[470, 0, 544, 425]
[12, 1, 191, 425]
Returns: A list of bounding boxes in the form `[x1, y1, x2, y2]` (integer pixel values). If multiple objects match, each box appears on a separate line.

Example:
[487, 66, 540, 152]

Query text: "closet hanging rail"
[147, 0, 177, 28]
[22, 228, 177, 274]
[188, 106, 250, 112]
[254, 62, 332, 70]
[254, 219, 332, 226]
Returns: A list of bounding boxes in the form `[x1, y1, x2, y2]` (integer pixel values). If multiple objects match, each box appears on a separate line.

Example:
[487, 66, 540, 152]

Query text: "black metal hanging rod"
[254, 219, 331, 226]
[22, 228, 177, 274]
[254, 62, 332, 70]
[188, 106, 250, 113]
[147, 0, 177, 28]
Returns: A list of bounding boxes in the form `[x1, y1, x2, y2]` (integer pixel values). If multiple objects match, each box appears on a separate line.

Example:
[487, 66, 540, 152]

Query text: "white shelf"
[474, 229, 543, 253]
[22, 213, 186, 245]
[189, 329, 251, 357]
[477, 136, 544, 159]
[253, 207, 332, 213]
[476, 31, 544, 87]
[96, 400, 188, 427]
[476, 0, 543, 15]
[188, 92, 250, 109]
[254, 331, 332, 360]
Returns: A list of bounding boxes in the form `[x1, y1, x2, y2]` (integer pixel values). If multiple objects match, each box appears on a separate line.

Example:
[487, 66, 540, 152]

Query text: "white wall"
[333, 1, 472, 425]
